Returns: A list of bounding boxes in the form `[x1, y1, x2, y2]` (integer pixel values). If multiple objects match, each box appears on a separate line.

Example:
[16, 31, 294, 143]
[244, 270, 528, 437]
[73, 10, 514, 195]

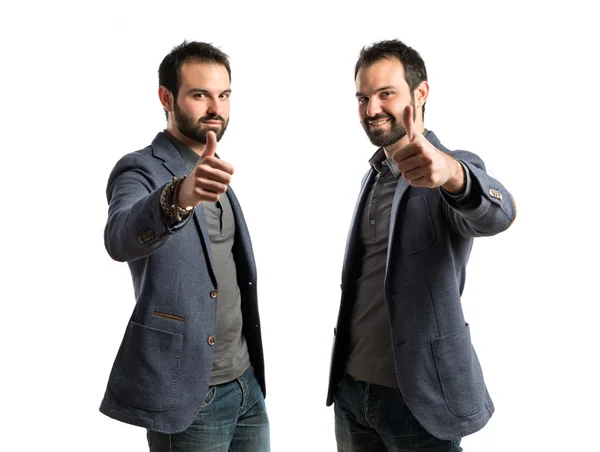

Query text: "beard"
[361, 98, 416, 147]
[173, 101, 228, 144]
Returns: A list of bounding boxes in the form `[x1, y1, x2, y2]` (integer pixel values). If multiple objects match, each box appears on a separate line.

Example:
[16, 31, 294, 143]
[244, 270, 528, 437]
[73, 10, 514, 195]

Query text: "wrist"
[160, 176, 194, 225]
[442, 159, 466, 194]
[172, 176, 194, 211]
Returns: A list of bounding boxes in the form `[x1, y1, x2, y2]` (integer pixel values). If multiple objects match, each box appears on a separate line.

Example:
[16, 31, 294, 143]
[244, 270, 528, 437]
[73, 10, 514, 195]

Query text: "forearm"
[104, 186, 172, 262]
[441, 155, 517, 237]
[441, 158, 467, 194]
[441, 161, 480, 210]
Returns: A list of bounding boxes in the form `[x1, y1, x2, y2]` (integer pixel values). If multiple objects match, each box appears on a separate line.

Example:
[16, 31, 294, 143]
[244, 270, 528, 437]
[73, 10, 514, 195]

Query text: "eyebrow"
[355, 86, 397, 98]
[187, 88, 232, 95]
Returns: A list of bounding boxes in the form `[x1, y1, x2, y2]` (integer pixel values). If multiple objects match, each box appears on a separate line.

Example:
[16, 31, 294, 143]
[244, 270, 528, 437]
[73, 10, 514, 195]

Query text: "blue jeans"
[334, 373, 462, 452]
[147, 366, 270, 452]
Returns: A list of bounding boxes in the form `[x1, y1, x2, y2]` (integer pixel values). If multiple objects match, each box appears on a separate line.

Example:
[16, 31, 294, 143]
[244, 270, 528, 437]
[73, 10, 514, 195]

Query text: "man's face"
[173, 61, 231, 144]
[355, 58, 415, 148]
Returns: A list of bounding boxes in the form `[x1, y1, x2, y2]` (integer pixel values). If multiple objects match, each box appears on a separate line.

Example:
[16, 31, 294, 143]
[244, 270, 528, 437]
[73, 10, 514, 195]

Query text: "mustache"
[199, 115, 226, 123]
[365, 114, 392, 122]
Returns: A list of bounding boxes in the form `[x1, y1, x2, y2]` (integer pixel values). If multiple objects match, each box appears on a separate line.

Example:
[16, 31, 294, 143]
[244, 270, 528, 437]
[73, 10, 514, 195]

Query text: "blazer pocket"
[401, 195, 436, 254]
[108, 321, 183, 412]
[431, 324, 484, 417]
[154, 311, 185, 322]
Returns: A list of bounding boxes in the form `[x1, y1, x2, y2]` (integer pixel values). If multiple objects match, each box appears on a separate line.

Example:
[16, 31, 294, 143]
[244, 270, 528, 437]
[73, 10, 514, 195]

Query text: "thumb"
[402, 104, 417, 142]
[201, 131, 217, 158]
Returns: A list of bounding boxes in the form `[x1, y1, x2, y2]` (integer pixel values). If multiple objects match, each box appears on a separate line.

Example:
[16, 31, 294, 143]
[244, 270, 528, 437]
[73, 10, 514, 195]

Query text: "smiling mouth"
[368, 118, 390, 127]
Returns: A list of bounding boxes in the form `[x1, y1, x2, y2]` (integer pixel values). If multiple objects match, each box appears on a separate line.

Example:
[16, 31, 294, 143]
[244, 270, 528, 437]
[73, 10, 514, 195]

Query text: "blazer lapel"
[385, 176, 410, 272]
[226, 187, 257, 281]
[341, 170, 375, 286]
[385, 130, 439, 267]
[151, 133, 217, 287]
[191, 207, 218, 288]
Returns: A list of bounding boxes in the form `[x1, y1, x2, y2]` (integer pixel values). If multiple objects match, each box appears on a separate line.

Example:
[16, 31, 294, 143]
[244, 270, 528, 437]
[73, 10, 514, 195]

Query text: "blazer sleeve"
[440, 150, 517, 238]
[103, 153, 192, 262]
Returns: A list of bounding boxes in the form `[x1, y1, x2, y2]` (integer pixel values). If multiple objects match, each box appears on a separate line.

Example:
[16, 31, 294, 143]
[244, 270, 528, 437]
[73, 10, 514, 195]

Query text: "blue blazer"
[327, 131, 517, 440]
[99, 133, 265, 434]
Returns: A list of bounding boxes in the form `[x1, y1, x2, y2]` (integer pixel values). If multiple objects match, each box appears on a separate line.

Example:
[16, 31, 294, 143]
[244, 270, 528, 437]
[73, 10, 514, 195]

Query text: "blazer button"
[488, 188, 503, 200]
[137, 228, 155, 245]
[210, 290, 218, 299]
[207, 336, 216, 346]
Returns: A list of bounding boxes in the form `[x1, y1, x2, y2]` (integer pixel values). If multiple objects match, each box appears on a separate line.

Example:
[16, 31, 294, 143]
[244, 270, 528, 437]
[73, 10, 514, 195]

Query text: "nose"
[366, 98, 382, 118]
[207, 97, 221, 116]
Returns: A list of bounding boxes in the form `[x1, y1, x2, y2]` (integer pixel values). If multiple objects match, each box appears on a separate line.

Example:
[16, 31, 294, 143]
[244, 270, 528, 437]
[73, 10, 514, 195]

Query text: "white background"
[1, 1, 598, 451]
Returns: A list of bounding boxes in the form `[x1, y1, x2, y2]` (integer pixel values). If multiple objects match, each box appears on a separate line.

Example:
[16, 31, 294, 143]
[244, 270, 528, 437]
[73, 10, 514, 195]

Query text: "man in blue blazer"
[327, 40, 517, 451]
[100, 41, 269, 451]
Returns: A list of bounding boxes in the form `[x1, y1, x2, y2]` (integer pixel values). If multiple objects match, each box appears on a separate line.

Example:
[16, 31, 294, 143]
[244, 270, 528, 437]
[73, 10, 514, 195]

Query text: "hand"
[391, 105, 464, 193]
[177, 131, 235, 207]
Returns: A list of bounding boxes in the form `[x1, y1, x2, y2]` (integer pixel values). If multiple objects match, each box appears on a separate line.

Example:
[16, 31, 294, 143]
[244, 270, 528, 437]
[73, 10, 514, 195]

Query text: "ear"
[414, 80, 429, 109]
[158, 86, 174, 113]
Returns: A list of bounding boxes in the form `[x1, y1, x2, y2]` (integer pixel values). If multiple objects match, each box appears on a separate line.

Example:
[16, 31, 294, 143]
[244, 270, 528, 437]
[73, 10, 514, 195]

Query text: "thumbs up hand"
[391, 105, 465, 193]
[177, 131, 235, 208]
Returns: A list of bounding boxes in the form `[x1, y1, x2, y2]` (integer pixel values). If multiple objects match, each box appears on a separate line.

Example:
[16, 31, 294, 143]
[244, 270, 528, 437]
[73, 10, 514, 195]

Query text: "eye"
[193, 93, 206, 99]
[380, 91, 393, 98]
[357, 97, 368, 104]
[219, 93, 230, 99]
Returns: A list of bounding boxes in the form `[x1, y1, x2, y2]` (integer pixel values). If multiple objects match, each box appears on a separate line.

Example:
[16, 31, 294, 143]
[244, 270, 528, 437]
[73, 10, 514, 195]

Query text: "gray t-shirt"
[164, 132, 250, 386]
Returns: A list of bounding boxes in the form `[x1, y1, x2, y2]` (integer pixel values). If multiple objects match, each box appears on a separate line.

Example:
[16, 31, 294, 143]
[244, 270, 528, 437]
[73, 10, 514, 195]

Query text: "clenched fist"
[391, 105, 465, 194]
[177, 131, 235, 207]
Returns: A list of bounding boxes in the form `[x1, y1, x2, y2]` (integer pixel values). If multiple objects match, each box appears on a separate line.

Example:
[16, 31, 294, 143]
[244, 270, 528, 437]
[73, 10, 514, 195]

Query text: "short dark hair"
[354, 39, 428, 116]
[158, 41, 231, 118]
